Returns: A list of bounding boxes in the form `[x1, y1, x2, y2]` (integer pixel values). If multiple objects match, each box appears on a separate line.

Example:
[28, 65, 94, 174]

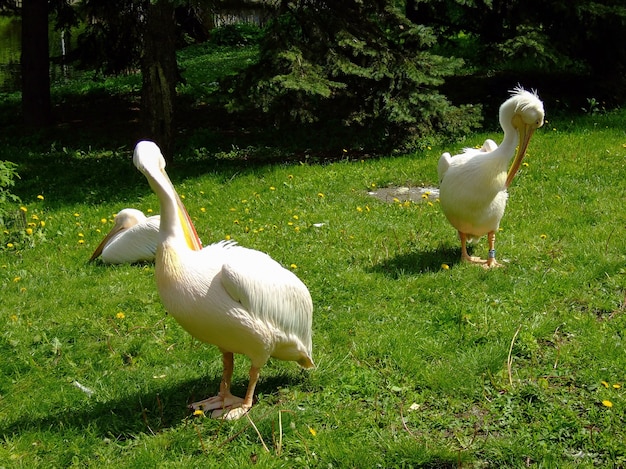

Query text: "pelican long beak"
[175, 190, 203, 251]
[505, 123, 536, 188]
[160, 168, 203, 252]
[89, 224, 125, 262]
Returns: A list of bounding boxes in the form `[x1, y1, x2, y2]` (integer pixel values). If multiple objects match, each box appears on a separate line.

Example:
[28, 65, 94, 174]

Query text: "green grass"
[1, 47, 626, 467]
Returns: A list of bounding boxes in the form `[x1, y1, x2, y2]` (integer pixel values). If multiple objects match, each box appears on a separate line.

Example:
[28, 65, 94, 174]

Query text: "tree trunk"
[21, 0, 52, 127]
[141, 0, 178, 164]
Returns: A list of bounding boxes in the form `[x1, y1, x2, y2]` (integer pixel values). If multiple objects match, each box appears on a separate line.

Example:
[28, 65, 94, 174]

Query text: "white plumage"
[89, 208, 160, 264]
[438, 87, 544, 267]
[133, 140, 314, 419]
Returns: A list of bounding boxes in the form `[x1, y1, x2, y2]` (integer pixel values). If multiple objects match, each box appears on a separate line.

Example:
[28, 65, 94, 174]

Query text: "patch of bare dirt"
[367, 186, 439, 204]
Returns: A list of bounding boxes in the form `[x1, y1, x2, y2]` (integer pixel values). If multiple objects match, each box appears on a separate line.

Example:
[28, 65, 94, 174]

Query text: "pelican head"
[89, 208, 149, 262]
[503, 87, 545, 187]
[133, 141, 202, 251]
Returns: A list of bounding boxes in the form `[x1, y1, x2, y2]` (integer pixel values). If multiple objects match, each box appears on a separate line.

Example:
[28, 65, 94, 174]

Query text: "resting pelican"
[89, 209, 160, 264]
[133, 140, 314, 419]
[438, 87, 544, 267]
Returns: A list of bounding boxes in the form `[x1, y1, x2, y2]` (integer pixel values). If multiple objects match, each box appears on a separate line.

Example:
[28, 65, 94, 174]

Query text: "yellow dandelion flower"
[193, 409, 205, 416]
[229, 207, 236, 212]
[293, 215, 299, 220]
[602, 400, 613, 408]
[288, 174, 294, 179]
[20, 206, 27, 212]
[180, 194, 186, 199]
[290, 263, 297, 269]
[294, 226, 300, 233]
[365, 205, 370, 212]
[40, 221, 45, 228]
[31, 214, 39, 220]
[225, 235, 231, 240]
[200, 207, 206, 213]
[241, 199, 248, 204]
[522, 162, 529, 167]
[74, 213, 80, 217]
[7, 243, 14, 248]
[13, 276, 21, 282]
[427, 146, 432, 150]
[116, 312, 125, 319]
[540, 234, 547, 239]
[441, 264, 450, 270]
[25, 228, 33, 236]
[270, 186, 276, 191]
[371, 183, 376, 188]
[317, 192, 324, 198]
[78, 239, 85, 245]
[421, 193, 429, 199]
[78, 233, 84, 238]
[427, 201, 434, 207]
[613, 383, 621, 389]
[37, 195, 44, 200]
[601, 381, 610, 388]
[308, 427, 317, 437]
[101, 218, 107, 224]
[393, 197, 400, 203]
[356, 206, 363, 212]
[10, 314, 18, 321]
[20, 287, 26, 293]
[342, 149, 348, 153]
[147, 208, 153, 213]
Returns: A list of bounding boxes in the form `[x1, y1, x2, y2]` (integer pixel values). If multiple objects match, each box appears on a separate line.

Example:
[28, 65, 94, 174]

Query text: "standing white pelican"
[438, 87, 544, 267]
[89, 208, 160, 264]
[132, 140, 314, 419]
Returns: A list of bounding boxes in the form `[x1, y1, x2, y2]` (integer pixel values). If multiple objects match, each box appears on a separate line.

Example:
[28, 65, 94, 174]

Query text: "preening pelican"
[89, 209, 160, 264]
[133, 140, 314, 419]
[438, 87, 544, 267]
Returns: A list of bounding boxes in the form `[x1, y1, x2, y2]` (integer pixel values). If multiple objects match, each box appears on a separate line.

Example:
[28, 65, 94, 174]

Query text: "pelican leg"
[460, 232, 487, 265]
[484, 231, 502, 269]
[215, 365, 260, 420]
[189, 351, 245, 417]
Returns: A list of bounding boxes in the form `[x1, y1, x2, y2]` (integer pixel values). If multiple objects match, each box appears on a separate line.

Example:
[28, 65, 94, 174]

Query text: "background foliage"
[224, 0, 483, 152]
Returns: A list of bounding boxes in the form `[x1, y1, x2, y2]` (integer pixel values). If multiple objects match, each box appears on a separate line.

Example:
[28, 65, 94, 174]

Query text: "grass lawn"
[1, 45, 625, 468]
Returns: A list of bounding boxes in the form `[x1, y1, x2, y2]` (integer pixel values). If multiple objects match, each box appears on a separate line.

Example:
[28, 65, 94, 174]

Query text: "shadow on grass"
[6, 142, 267, 208]
[368, 244, 462, 277]
[0, 371, 307, 439]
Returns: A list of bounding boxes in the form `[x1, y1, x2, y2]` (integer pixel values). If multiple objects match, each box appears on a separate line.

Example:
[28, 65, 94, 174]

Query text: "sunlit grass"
[1, 43, 626, 465]
[1, 108, 625, 466]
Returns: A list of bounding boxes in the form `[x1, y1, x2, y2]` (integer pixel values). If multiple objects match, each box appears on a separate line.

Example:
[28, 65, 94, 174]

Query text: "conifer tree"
[226, 0, 481, 151]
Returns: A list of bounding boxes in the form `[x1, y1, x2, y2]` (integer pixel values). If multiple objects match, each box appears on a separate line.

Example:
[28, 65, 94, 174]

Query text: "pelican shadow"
[368, 244, 462, 278]
[0, 371, 307, 440]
